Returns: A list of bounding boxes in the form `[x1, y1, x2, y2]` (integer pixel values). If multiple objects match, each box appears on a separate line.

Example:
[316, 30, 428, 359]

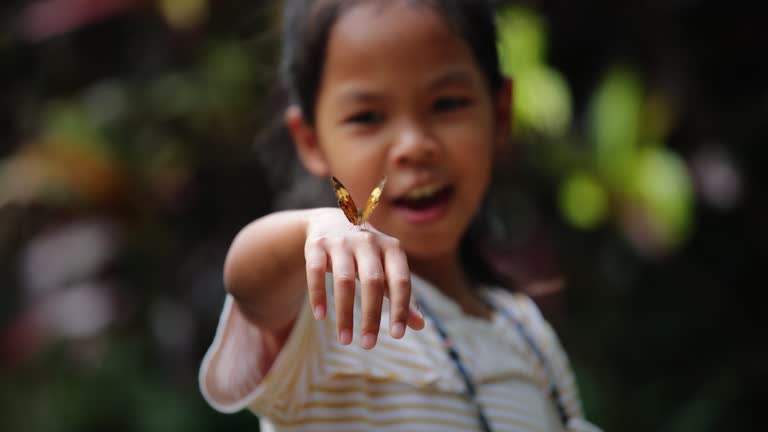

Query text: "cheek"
[452, 134, 494, 208]
[451, 131, 495, 177]
[316, 132, 383, 181]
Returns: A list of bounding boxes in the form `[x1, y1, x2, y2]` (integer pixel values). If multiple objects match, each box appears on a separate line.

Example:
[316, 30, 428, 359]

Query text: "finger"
[407, 296, 425, 331]
[383, 243, 421, 338]
[305, 238, 328, 320]
[330, 245, 356, 345]
[355, 235, 385, 350]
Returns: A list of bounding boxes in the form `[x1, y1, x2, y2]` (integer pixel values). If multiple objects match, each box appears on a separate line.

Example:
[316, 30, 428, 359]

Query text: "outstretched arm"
[223, 208, 424, 350]
[223, 209, 311, 334]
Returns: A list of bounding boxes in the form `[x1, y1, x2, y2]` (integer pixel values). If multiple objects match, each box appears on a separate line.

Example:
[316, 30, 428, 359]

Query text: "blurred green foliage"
[1, 1, 765, 431]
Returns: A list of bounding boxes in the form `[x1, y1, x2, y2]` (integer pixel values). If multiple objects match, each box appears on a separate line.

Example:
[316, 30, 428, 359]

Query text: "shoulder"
[487, 289, 545, 328]
[487, 288, 592, 422]
[488, 288, 568, 358]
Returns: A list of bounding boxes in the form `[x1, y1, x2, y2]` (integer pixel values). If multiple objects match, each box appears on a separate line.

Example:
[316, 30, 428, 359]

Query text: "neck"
[409, 252, 491, 319]
[410, 252, 467, 296]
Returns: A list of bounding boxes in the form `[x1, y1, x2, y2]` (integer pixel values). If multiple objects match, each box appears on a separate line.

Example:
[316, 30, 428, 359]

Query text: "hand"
[303, 208, 425, 349]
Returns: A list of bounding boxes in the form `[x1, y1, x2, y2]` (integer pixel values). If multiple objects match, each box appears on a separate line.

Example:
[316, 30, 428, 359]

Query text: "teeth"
[403, 184, 444, 200]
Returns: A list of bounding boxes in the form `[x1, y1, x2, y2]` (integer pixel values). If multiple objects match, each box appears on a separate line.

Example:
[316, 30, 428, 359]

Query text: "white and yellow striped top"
[199, 274, 601, 432]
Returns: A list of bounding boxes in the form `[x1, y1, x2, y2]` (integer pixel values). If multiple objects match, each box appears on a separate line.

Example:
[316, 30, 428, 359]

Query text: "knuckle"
[333, 236, 349, 249]
[306, 261, 325, 273]
[308, 288, 326, 298]
[361, 311, 382, 327]
[307, 235, 327, 249]
[384, 236, 401, 249]
[305, 255, 326, 272]
[334, 272, 356, 286]
[391, 274, 411, 290]
[390, 307, 408, 324]
[359, 231, 377, 245]
[363, 272, 386, 287]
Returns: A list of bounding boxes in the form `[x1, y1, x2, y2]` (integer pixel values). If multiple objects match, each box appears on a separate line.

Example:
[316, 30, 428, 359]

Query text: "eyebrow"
[428, 69, 475, 90]
[333, 69, 476, 105]
[335, 87, 384, 105]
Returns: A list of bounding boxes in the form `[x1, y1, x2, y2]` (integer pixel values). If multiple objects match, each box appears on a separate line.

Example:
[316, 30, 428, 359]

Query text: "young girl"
[200, 1, 601, 431]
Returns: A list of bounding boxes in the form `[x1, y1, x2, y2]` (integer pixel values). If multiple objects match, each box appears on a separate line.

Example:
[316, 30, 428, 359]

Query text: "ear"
[285, 105, 330, 177]
[493, 77, 514, 154]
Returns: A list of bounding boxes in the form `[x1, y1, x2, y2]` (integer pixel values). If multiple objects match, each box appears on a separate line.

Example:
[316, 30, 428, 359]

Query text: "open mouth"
[392, 183, 455, 223]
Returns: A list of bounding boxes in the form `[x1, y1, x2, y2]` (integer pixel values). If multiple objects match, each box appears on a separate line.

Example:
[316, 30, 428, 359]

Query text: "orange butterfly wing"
[331, 176, 388, 226]
[331, 176, 360, 225]
[360, 176, 387, 225]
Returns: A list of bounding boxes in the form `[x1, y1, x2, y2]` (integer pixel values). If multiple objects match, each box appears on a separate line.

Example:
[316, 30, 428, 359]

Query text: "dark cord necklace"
[416, 292, 569, 431]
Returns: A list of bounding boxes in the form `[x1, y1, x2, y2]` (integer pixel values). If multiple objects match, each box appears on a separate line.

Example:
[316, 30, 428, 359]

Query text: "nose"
[389, 121, 441, 167]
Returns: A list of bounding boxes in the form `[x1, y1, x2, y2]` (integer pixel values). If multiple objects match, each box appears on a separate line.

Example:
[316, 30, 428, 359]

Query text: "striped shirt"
[199, 274, 601, 432]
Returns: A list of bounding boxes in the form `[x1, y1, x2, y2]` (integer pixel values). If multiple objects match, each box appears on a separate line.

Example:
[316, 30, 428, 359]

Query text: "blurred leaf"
[627, 146, 693, 250]
[200, 41, 254, 111]
[159, 0, 209, 31]
[589, 67, 643, 187]
[513, 65, 573, 137]
[42, 102, 110, 154]
[643, 91, 677, 145]
[0, 142, 125, 209]
[201, 42, 252, 89]
[83, 81, 129, 129]
[559, 171, 609, 229]
[147, 73, 200, 118]
[497, 6, 546, 74]
[497, 7, 572, 138]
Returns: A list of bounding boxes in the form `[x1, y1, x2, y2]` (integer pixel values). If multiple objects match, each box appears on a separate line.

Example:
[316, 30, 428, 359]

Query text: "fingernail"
[313, 305, 325, 320]
[361, 332, 377, 349]
[339, 328, 352, 345]
[390, 322, 405, 339]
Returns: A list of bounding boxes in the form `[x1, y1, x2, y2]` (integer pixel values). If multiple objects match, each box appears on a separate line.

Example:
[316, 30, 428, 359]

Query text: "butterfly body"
[331, 176, 387, 227]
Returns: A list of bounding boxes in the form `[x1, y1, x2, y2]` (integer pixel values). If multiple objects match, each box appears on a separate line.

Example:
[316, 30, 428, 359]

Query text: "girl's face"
[292, 1, 510, 259]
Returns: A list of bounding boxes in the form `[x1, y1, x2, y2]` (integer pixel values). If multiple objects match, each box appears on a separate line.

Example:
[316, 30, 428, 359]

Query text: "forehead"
[321, 1, 481, 89]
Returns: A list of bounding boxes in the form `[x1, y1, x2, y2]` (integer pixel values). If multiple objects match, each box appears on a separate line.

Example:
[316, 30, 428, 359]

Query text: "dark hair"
[280, 0, 503, 124]
[260, 0, 510, 287]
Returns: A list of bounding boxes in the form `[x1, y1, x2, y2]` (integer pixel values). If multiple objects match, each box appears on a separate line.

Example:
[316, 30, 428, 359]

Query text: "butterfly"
[331, 176, 388, 227]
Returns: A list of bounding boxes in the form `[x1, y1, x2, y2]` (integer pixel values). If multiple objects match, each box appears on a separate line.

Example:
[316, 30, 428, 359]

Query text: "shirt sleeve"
[198, 293, 327, 421]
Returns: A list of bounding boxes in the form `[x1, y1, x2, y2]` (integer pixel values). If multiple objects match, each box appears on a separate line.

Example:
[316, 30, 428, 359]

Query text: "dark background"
[1, 1, 765, 431]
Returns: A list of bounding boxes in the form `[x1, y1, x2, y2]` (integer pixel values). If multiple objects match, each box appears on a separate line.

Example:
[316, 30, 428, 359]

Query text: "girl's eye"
[433, 97, 470, 112]
[347, 111, 384, 125]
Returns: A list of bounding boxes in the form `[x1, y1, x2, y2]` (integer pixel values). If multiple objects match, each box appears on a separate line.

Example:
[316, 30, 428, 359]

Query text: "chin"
[401, 234, 460, 260]
[373, 214, 468, 258]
